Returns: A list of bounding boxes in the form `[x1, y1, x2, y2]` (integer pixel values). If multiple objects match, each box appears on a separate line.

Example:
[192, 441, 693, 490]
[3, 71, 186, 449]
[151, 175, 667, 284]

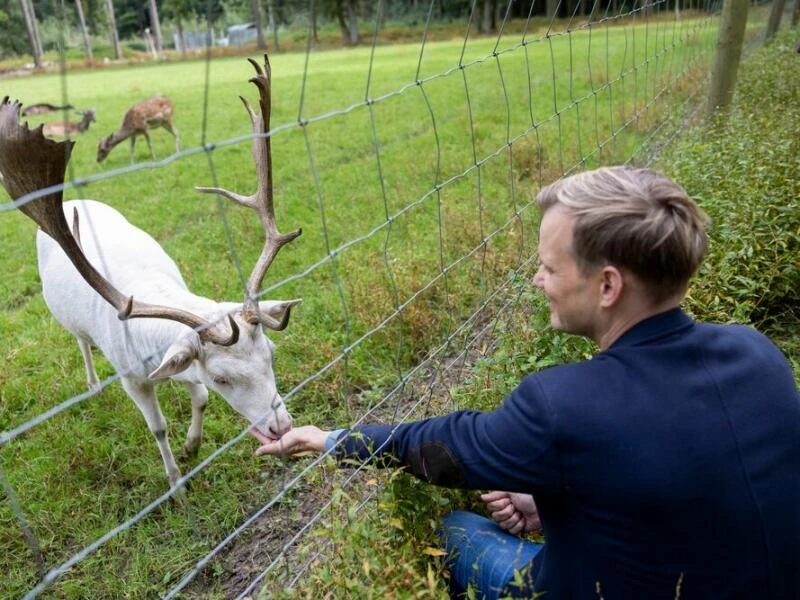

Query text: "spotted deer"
[42, 109, 96, 138]
[97, 95, 180, 163]
[0, 56, 302, 491]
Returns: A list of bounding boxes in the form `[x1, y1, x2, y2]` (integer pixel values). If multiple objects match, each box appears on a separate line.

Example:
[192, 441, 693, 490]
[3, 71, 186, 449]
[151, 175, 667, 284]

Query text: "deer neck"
[106, 128, 134, 150]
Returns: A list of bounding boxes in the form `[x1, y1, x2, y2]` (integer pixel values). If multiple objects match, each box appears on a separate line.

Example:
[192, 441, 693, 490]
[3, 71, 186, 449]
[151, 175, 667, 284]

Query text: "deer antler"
[196, 55, 302, 328]
[0, 97, 238, 346]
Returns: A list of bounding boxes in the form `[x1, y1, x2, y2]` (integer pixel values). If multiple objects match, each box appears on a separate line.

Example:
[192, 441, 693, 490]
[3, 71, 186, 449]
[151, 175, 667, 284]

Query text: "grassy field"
[0, 12, 726, 599]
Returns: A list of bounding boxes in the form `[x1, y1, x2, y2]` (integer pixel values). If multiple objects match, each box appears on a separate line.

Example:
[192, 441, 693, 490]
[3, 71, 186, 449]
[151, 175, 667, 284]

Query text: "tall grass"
[0, 12, 723, 598]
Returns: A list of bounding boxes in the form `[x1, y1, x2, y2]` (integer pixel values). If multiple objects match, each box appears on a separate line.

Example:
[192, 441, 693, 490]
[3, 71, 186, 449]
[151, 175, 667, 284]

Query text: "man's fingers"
[497, 512, 522, 532]
[255, 441, 285, 456]
[490, 504, 517, 522]
[486, 498, 511, 512]
[481, 490, 510, 503]
[255, 434, 300, 457]
[507, 518, 524, 535]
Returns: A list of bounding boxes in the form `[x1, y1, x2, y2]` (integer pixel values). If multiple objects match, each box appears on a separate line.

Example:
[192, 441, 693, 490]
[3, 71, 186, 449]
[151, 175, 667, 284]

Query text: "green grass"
[0, 12, 728, 598]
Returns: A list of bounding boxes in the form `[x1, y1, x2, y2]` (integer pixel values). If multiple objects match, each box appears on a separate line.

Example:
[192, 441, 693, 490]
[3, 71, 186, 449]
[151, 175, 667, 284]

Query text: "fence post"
[707, 0, 749, 115]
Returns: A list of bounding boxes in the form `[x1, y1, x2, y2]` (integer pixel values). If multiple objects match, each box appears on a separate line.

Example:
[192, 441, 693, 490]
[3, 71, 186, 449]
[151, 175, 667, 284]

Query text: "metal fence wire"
[0, 0, 748, 596]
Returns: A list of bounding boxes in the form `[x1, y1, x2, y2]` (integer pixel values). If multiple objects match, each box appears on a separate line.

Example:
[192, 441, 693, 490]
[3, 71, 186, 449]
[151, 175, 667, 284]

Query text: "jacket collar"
[608, 307, 694, 349]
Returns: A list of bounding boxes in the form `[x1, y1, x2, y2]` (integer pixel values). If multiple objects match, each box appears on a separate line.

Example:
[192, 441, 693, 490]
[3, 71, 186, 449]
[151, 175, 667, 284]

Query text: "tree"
[481, 0, 495, 33]
[267, 0, 279, 51]
[546, 0, 559, 21]
[104, 0, 122, 59]
[708, 0, 748, 115]
[74, 0, 94, 61]
[251, 0, 266, 49]
[764, 0, 787, 43]
[334, 0, 359, 45]
[19, 0, 43, 68]
[310, 0, 319, 44]
[376, 0, 387, 29]
[148, 0, 164, 55]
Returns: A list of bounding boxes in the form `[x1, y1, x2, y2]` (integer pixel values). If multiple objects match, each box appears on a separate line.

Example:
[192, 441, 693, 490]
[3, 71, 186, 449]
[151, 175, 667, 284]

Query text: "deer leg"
[181, 382, 208, 457]
[163, 122, 180, 153]
[129, 136, 136, 164]
[142, 130, 155, 159]
[76, 336, 101, 393]
[120, 376, 183, 490]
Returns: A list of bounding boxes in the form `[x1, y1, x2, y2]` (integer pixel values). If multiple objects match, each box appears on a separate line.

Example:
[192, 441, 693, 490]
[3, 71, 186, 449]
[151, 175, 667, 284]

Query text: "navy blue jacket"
[333, 308, 800, 599]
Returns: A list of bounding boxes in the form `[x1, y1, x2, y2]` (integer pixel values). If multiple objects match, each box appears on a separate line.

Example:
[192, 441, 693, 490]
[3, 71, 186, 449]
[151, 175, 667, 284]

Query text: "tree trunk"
[707, 0, 748, 115]
[337, 1, 349, 43]
[764, 0, 787, 42]
[482, 0, 493, 33]
[19, 0, 43, 68]
[251, 0, 266, 49]
[267, 0, 280, 51]
[74, 0, 94, 62]
[347, 0, 359, 45]
[791, 0, 799, 27]
[104, 0, 122, 59]
[144, 28, 157, 59]
[176, 19, 188, 59]
[148, 0, 163, 55]
[376, 0, 387, 28]
[310, 0, 319, 43]
[546, 0, 559, 20]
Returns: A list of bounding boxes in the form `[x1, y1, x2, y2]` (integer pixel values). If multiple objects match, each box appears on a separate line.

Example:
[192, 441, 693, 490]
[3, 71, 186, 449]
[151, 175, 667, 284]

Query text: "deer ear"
[149, 338, 199, 380]
[257, 299, 302, 331]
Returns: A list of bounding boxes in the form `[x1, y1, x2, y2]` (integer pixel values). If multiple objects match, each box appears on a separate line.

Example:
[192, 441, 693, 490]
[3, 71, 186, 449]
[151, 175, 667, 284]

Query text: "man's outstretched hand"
[253, 425, 330, 457]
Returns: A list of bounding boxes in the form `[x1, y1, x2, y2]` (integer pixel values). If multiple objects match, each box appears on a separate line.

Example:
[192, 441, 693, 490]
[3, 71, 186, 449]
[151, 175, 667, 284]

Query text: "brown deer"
[97, 96, 180, 164]
[21, 102, 74, 116]
[0, 56, 302, 491]
[42, 109, 96, 138]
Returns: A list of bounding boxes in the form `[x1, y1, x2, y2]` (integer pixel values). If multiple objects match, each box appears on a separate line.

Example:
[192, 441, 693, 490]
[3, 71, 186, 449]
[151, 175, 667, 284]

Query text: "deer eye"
[213, 376, 231, 386]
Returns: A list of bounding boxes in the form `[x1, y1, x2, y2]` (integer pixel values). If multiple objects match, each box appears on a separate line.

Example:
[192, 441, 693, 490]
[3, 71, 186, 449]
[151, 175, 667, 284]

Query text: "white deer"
[0, 57, 301, 490]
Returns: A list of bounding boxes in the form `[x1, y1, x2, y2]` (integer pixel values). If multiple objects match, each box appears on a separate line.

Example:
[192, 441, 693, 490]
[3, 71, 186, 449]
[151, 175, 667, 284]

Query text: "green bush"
[661, 30, 800, 331]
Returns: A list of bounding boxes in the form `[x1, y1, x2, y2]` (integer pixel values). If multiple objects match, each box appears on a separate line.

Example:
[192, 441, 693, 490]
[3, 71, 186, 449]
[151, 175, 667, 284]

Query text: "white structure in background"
[174, 23, 257, 51]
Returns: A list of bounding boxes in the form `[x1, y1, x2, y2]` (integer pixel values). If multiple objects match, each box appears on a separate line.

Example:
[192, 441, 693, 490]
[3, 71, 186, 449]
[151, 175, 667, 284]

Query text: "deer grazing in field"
[0, 56, 302, 490]
[21, 102, 74, 116]
[42, 109, 96, 138]
[97, 95, 180, 164]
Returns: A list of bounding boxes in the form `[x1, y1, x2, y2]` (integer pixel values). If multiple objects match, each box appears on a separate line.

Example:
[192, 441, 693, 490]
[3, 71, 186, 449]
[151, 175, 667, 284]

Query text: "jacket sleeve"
[333, 374, 560, 493]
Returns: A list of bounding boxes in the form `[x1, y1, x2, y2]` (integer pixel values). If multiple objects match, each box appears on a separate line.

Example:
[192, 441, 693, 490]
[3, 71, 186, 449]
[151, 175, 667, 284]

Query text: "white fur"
[38, 199, 295, 488]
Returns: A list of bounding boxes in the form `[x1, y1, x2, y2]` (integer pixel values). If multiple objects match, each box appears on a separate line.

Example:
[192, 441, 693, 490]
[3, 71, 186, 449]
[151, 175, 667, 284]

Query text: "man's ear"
[599, 265, 625, 308]
[149, 337, 200, 380]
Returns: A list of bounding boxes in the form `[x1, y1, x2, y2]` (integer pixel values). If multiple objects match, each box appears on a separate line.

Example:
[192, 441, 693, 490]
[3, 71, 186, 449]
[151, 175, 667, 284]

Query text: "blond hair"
[536, 166, 709, 302]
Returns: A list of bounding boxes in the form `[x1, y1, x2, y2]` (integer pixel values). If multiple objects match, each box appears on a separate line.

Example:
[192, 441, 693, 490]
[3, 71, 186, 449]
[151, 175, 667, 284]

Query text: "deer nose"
[270, 414, 292, 438]
[269, 424, 290, 438]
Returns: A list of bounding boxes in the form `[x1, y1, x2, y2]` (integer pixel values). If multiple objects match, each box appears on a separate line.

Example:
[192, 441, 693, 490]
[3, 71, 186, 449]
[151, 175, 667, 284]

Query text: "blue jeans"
[438, 510, 544, 600]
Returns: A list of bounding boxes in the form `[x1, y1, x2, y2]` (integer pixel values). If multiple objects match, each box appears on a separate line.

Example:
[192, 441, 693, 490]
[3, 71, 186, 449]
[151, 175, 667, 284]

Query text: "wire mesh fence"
[0, 0, 765, 596]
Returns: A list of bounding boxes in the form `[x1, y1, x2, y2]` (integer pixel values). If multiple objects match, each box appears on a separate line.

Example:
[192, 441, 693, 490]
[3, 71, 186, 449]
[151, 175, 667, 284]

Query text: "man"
[255, 166, 800, 599]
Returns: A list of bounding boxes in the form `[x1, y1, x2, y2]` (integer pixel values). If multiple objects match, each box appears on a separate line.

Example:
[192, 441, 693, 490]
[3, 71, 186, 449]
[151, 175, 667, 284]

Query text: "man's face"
[533, 206, 601, 337]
